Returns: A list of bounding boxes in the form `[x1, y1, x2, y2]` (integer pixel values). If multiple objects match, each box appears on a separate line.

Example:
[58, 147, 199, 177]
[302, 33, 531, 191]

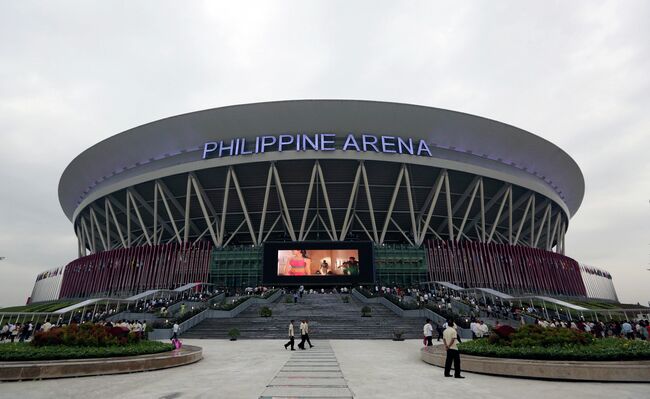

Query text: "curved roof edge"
[58, 99, 585, 221]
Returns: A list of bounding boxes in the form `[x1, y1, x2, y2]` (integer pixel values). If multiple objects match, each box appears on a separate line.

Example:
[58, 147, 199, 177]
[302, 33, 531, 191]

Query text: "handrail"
[146, 289, 283, 339]
[351, 289, 471, 338]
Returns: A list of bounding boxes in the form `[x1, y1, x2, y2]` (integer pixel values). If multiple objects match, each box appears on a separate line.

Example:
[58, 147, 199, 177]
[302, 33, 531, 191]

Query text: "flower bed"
[31, 323, 142, 347]
[0, 341, 173, 361]
[0, 322, 174, 361]
[459, 324, 650, 361]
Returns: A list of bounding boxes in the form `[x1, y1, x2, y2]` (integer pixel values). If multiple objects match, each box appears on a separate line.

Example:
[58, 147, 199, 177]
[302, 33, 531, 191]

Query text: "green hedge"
[459, 338, 650, 361]
[212, 296, 251, 311]
[0, 341, 174, 361]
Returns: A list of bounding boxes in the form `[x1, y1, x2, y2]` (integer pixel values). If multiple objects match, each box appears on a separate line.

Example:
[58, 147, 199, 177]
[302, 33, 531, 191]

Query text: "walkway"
[259, 341, 353, 398]
[1, 339, 646, 398]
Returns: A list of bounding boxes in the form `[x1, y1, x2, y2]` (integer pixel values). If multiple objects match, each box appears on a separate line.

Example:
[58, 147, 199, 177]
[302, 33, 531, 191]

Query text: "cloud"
[0, 0, 648, 306]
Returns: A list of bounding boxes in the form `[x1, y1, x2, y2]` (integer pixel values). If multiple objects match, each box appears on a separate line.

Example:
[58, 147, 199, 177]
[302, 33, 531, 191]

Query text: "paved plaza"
[0, 339, 646, 398]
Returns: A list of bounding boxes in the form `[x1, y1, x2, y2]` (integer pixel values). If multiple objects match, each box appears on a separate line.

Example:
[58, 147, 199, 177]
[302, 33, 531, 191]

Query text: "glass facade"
[374, 244, 428, 286]
[209, 246, 263, 288]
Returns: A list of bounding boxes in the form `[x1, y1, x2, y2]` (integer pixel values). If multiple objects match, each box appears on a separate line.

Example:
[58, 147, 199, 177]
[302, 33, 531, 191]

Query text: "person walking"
[298, 319, 314, 349]
[171, 322, 180, 340]
[303, 320, 313, 348]
[10, 323, 19, 343]
[621, 321, 634, 339]
[298, 320, 306, 349]
[18, 322, 28, 342]
[423, 319, 433, 346]
[435, 321, 444, 341]
[284, 320, 296, 350]
[443, 319, 464, 379]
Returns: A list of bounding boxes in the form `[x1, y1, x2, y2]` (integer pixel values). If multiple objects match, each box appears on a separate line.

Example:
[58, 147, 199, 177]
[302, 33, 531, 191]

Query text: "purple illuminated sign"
[202, 133, 432, 159]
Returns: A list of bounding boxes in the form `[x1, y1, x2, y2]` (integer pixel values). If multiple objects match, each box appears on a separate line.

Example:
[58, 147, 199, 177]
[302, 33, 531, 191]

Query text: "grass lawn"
[0, 300, 80, 313]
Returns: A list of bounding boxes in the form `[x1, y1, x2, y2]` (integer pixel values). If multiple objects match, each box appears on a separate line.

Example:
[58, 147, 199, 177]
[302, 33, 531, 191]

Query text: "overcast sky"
[0, 1, 648, 307]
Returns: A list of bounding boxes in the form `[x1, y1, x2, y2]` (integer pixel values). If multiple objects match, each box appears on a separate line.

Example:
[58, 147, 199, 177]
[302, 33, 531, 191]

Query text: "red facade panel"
[424, 239, 587, 297]
[58, 243, 212, 299]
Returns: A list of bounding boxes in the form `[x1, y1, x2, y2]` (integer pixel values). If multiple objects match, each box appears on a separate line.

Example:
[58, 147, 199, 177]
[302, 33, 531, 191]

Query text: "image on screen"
[277, 249, 360, 277]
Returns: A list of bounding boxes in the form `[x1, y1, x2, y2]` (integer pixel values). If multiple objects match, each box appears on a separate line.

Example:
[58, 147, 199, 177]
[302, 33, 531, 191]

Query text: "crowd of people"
[140, 289, 220, 316]
[358, 284, 650, 341]
[531, 318, 650, 340]
[0, 320, 38, 342]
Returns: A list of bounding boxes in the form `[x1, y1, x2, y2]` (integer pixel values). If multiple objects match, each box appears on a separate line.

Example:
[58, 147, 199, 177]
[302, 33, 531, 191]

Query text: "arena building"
[29, 100, 617, 302]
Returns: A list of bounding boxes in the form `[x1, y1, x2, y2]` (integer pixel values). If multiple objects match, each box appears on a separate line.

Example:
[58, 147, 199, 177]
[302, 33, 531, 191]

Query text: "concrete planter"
[421, 345, 650, 382]
[0, 345, 202, 381]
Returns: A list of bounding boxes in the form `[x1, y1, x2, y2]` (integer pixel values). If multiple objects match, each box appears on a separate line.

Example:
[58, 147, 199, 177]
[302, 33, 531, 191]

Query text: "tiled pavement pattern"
[259, 340, 354, 398]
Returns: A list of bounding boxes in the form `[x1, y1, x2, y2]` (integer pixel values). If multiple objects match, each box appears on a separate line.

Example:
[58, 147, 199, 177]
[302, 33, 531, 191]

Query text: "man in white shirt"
[134, 321, 143, 334]
[470, 320, 479, 339]
[297, 319, 313, 350]
[284, 320, 295, 350]
[423, 319, 433, 346]
[0, 324, 8, 341]
[41, 319, 53, 332]
[478, 321, 489, 338]
[172, 322, 180, 340]
[443, 319, 464, 379]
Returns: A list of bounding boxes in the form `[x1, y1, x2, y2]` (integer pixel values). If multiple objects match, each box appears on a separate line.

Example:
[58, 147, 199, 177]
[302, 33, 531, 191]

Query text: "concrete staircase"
[182, 292, 427, 339]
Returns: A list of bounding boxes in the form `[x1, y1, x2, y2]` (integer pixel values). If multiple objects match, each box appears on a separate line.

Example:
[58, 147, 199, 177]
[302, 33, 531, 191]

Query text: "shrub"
[174, 306, 206, 323]
[494, 325, 517, 339]
[213, 296, 251, 311]
[361, 306, 372, 317]
[228, 328, 240, 340]
[485, 324, 594, 348]
[356, 288, 377, 298]
[459, 323, 625, 362]
[485, 325, 515, 344]
[259, 306, 272, 317]
[151, 320, 172, 329]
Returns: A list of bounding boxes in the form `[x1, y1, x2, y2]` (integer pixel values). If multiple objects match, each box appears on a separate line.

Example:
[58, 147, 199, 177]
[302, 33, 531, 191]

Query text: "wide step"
[182, 293, 428, 339]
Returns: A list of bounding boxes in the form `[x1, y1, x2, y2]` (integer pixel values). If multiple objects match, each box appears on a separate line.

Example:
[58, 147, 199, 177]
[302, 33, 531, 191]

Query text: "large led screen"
[263, 241, 374, 285]
[277, 249, 360, 276]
